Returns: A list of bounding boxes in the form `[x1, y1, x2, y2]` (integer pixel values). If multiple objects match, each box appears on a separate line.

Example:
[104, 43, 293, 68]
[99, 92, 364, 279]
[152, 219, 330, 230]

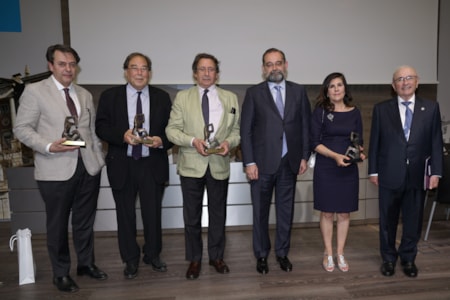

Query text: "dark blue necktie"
[402, 101, 412, 140]
[274, 85, 287, 157]
[202, 89, 209, 124]
[132, 91, 142, 159]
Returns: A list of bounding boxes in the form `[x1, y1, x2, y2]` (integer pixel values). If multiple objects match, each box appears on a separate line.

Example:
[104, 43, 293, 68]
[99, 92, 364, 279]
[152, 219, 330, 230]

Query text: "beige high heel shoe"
[322, 254, 335, 272]
[337, 254, 349, 272]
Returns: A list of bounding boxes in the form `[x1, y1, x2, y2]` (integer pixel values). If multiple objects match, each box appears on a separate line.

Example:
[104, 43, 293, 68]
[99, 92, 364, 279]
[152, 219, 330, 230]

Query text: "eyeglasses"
[55, 62, 77, 68]
[264, 61, 284, 68]
[394, 75, 417, 83]
[128, 66, 150, 72]
[197, 67, 216, 73]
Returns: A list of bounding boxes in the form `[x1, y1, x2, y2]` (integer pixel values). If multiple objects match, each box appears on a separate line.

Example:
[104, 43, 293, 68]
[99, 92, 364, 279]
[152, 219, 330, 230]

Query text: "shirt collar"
[198, 84, 216, 94]
[267, 80, 286, 90]
[51, 75, 73, 91]
[127, 84, 149, 97]
[397, 94, 415, 104]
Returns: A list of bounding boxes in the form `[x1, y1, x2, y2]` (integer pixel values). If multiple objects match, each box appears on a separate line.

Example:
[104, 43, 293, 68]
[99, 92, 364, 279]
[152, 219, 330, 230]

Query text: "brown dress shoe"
[209, 259, 230, 274]
[186, 261, 201, 280]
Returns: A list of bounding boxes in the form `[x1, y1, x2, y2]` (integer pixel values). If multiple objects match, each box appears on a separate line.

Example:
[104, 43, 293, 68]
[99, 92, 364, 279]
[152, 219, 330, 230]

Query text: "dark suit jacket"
[95, 85, 172, 189]
[368, 96, 443, 190]
[240, 81, 311, 174]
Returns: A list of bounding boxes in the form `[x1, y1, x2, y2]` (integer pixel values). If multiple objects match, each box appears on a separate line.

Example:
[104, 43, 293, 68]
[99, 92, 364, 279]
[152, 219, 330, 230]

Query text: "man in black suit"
[95, 52, 172, 279]
[369, 65, 443, 278]
[240, 48, 311, 274]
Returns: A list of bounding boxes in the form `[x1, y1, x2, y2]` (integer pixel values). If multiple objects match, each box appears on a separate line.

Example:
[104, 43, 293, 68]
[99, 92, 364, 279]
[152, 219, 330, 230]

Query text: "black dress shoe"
[381, 261, 395, 276]
[186, 261, 201, 280]
[143, 256, 167, 272]
[277, 256, 293, 272]
[77, 264, 108, 280]
[401, 262, 418, 277]
[209, 259, 230, 274]
[124, 262, 138, 279]
[256, 257, 269, 274]
[53, 275, 79, 293]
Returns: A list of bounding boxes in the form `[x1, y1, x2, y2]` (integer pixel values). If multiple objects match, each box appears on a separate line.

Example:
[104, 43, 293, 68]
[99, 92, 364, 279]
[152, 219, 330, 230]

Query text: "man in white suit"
[13, 44, 107, 293]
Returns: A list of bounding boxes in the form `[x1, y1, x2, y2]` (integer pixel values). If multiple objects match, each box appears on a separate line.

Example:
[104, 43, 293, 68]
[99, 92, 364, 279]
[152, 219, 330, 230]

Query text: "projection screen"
[69, 0, 438, 85]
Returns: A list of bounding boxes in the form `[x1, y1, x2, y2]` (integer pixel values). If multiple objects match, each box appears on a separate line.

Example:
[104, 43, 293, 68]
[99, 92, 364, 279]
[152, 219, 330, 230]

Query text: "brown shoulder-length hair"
[191, 53, 220, 73]
[315, 72, 353, 111]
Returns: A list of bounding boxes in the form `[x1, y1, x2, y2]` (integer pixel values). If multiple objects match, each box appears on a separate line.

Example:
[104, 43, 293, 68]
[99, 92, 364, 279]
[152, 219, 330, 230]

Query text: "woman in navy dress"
[310, 72, 365, 273]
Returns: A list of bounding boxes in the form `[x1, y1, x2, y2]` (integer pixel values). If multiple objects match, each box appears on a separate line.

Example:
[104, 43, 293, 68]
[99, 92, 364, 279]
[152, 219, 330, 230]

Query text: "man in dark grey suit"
[369, 65, 443, 278]
[240, 48, 311, 274]
[13, 44, 107, 293]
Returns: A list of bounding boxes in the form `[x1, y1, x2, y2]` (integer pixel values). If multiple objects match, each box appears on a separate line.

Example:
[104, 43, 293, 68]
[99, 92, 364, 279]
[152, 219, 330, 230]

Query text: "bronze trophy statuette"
[344, 131, 362, 163]
[61, 116, 86, 147]
[204, 123, 223, 154]
[132, 113, 153, 144]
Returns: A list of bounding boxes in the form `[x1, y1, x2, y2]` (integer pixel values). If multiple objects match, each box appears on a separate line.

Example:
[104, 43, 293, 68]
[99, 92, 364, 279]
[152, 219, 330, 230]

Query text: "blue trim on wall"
[0, 0, 22, 32]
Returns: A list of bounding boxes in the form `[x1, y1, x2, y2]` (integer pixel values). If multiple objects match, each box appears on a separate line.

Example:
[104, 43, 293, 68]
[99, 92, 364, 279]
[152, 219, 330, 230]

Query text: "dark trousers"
[180, 167, 229, 262]
[251, 156, 297, 259]
[110, 157, 164, 265]
[38, 159, 101, 277]
[378, 184, 426, 264]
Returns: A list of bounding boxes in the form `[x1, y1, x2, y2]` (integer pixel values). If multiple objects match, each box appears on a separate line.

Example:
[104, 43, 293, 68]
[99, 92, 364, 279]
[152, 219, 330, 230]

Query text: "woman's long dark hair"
[315, 72, 353, 111]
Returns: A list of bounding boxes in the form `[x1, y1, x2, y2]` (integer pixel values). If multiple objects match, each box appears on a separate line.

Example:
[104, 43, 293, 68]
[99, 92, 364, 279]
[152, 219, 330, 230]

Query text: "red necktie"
[63, 88, 78, 117]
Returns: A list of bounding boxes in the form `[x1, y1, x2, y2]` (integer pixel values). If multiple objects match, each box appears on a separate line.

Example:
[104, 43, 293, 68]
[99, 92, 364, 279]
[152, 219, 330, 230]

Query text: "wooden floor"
[1, 220, 449, 300]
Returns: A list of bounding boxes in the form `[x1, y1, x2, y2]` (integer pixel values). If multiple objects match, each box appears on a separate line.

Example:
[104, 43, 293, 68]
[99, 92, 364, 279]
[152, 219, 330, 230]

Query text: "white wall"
[0, 0, 63, 78]
[437, 0, 450, 143]
[69, 0, 438, 85]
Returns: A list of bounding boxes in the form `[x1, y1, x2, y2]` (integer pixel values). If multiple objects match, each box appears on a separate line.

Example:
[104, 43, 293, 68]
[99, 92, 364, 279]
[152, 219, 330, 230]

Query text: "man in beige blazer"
[13, 44, 106, 293]
[166, 53, 240, 280]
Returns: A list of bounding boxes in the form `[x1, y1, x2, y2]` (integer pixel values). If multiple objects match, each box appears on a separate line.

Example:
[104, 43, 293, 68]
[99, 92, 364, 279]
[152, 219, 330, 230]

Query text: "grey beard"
[267, 70, 285, 83]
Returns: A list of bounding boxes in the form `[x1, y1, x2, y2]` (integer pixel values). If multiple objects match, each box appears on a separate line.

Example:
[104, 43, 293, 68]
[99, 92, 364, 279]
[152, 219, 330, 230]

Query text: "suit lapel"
[388, 99, 406, 141]
[408, 97, 425, 142]
[284, 82, 295, 119]
[45, 77, 71, 117]
[117, 86, 131, 130]
[189, 86, 204, 128]
[149, 86, 159, 135]
[261, 83, 282, 119]
[73, 84, 85, 118]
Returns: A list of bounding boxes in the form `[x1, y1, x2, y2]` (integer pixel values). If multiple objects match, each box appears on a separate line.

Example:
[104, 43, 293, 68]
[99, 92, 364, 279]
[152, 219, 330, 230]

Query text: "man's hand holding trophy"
[204, 123, 224, 154]
[61, 116, 86, 147]
[132, 113, 153, 145]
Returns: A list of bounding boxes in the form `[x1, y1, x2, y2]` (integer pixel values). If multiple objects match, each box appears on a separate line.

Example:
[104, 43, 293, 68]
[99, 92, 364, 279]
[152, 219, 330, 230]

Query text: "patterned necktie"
[132, 91, 142, 159]
[202, 89, 209, 124]
[402, 101, 412, 140]
[274, 85, 287, 157]
[63, 88, 78, 117]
